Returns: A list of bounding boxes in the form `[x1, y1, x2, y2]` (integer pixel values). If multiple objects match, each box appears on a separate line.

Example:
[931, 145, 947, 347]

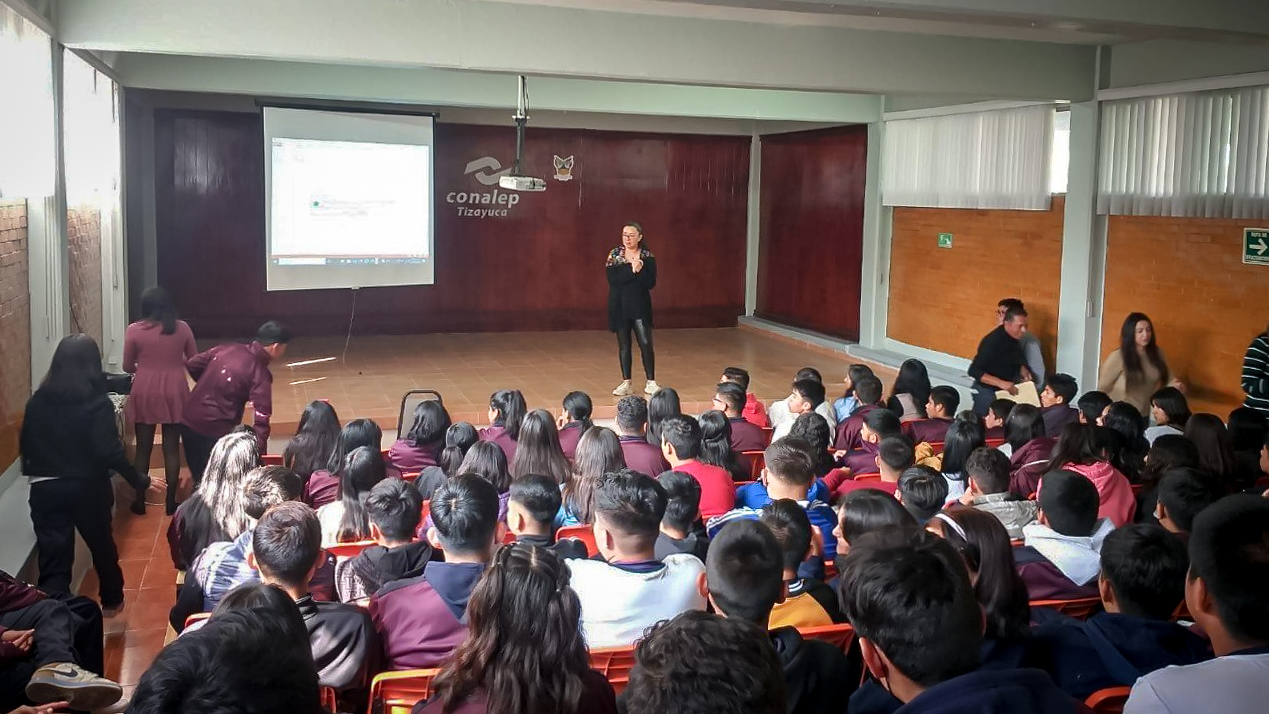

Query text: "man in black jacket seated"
[250, 502, 378, 697]
[698, 519, 851, 714]
[1033, 523, 1212, 699]
[967, 303, 1032, 416]
[336, 478, 434, 602]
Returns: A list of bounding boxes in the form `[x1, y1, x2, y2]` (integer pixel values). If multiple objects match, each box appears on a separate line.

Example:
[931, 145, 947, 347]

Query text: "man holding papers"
[968, 303, 1033, 416]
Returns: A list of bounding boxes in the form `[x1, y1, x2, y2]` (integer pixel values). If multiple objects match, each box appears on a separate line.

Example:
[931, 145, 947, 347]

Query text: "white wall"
[1109, 40, 1269, 88]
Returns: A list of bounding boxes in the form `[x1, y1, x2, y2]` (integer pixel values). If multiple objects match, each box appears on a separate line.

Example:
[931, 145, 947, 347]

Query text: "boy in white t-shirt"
[567, 468, 707, 648]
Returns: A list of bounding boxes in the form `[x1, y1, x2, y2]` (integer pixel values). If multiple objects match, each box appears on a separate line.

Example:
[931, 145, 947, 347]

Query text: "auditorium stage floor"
[268, 327, 896, 434]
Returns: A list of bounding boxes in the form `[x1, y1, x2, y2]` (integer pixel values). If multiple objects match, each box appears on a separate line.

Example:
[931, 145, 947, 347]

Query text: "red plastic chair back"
[1084, 686, 1131, 713]
[369, 669, 441, 714]
[798, 623, 855, 654]
[262, 454, 285, 466]
[589, 645, 638, 694]
[742, 450, 766, 479]
[320, 686, 338, 713]
[984, 437, 1006, 449]
[1030, 596, 1103, 620]
[326, 540, 378, 559]
[926, 441, 945, 455]
[556, 524, 599, 557]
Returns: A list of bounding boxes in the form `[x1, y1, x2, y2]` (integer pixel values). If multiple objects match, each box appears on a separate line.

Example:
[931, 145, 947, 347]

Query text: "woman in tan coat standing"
[1098, 312, 1183, 415]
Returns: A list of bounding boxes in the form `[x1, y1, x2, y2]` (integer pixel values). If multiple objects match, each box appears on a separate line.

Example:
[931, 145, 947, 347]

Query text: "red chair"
[1130, 482, 1144, 496]
[926, 441, 945, 455]
[556, 524, 599, 557]
[984, 437, 1006, 449]
[262, 454, 285, 466]
[326, 540, 378, 559]
[368, 669, 441, 714]
[734, 480, 756, 489]
[852, 472, 881, 482]
[1084, 686, 1131, 713]
[401, 471, 420, 483]
[1030, 596, 1102, 620]
[183, 612, 211, 630]
[320, 686, 338, 713]
[798, 623, 855, 654]
[742, 450, 766, 479]
[589, 645, 637, 694]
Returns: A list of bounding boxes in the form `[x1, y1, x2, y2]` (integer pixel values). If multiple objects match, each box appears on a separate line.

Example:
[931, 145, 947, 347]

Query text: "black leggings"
[134, 422, 182, 511]
[616, 319, 655, 380]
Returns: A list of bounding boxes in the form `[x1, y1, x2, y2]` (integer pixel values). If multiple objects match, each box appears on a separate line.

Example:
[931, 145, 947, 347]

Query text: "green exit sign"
[1244, 228, 1269, 266]
[937, 232, 954, 249]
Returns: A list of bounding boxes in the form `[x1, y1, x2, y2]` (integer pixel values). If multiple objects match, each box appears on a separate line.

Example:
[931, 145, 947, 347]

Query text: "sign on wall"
[937, 232, 954, 249]
[1244, 228, 1269, 266]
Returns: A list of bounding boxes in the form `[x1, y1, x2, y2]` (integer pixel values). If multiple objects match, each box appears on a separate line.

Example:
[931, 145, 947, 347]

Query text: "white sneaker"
[25, 663, 123, 712]
[645, 380, 662, 395]
[612, 380, 633, 396]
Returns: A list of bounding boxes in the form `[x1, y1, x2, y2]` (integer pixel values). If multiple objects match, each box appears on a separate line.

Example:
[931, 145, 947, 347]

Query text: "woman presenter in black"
[607, 222, 660, 396]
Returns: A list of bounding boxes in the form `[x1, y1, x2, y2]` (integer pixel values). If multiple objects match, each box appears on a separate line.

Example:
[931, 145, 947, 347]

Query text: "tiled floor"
[81, 326, 897, 692]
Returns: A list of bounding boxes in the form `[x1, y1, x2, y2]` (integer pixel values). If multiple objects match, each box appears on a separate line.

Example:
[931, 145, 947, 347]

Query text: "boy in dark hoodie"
[1039, 374, 1080, 438]
[506, 474, 588, 560]
[370, 475, 501, 670]
[700, 519, 851, 714]
[654, 471, 710, 562]
[839, 527, 1087, 714]
[335, 477, 433, 603]
[1035, 524, 1212, 699]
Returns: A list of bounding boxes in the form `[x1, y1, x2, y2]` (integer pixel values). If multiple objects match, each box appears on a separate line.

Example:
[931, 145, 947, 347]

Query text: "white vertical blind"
[0, 4, 56, 198]
[1098, 86, 1269, 218]
[882, 104, 1054, 210]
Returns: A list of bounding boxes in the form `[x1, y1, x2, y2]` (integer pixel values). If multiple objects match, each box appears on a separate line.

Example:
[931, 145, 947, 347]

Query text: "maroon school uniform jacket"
[905, 418, 953, 445]
[385, 439, 441, 475]
[559, 423, 585, 461]
[1041, 406, 1080, 439]
[834, 404, 879, 451]
[182, 341, 274, 449]
[370, 561, 483, 671]
[1014, 546, 1101, 602]
[728, 417, 769, 454]
[620, 435, 669, 478]
[478, 425, 517, 464]
[1010, 436, 1058, 497]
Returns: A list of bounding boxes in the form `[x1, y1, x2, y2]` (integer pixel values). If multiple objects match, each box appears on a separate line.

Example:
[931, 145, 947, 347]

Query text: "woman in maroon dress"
[123, 286, 197, 515]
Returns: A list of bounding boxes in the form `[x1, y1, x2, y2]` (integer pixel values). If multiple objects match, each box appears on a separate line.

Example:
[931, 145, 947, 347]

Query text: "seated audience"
[896, 466, 948, 526]
[659, 415, 735, 520]
[557, 390, 594, 460]
[773, 378, 832, 440]
[1134, 434, 1201, 527]
[615, 396, 669, 479]
[566, 470, 706, 647]
[1154, 467, 1221, 538]
[1125, 495, 1269, 714]
[887, 358, 931, 422]
[416, 421, 479, 500]
[700, 520, 850, 714]
[559, 426, 626, 527]
[336, 477, 432, 603]
[452, 441, 512, 524]
[1040, 373, 1080, 438]
[282, 400, 341, 483]
[759, 500, 846, 628]
[835, 375, 884, 451]
[304, 418, 383, 509]
[824, 435, 913, 500]
[722, 365, 770, 429]
[984, 398, 1014, 440]
[479, 388, 526, 463]
[0, 572, 117, 712]
[770, 368, 837, 438]
[1015, 470, 1113, 601]
[1227, 407, 1268, 487]
[905, 385, 959, 444]
[938, 415, 986, 502]
[789, 412, 837, 477]
[1044, 423, 1136, 526]
[413, 543, 618, 714]
[838, 528, 1082, 714]
[646, 387, 683, 447]
[372, 475, 501, 670]
[317, 446, 388, 545]
[386, 400, 449, 477]
[841, 408, 905, 476]
[655, 471, 709, 562]
[249, 502, 377, 692]
[1145, 387, 1190, 445]
[188, 465, 302, 612]
[1185, 413, 1241, 490]
[168, 429, 259, 573]
[715, 381, 769, 453]
[832, 363, 875, 423]
[1076, 391, 1113, 426]
[706, 439, 837, 561]
[505, 474, 588, 560]
[1004, 404, 1057, 497]
[960, 447, 1037, 538]
[1035, 524, 1211, 700]
[128, 603, 324, 714]
[1100, 401, 1149, 484]
[623, 610, 786, 714]
[511, 409, 572, 486]
[698, 410, 749, 482]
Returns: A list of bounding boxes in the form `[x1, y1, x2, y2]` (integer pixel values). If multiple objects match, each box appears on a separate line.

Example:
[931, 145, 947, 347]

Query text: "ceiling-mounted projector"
[500, 75, 546, 192]
[499, 175, 546, 192]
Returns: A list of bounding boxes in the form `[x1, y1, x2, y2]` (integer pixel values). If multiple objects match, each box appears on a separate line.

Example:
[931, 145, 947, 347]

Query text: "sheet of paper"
[996, 380, 1040, 407]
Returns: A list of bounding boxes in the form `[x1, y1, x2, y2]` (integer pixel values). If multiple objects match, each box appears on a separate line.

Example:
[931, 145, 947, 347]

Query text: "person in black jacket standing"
[608, 222, 661, 397]
[20, 335, 150, 616]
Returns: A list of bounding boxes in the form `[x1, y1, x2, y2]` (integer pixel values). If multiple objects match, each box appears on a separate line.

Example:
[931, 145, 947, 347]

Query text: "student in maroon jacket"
[371, 475, 501, 671]
[722, 366, 770, 429]
[479, 389, 525, 464]
[386, 401, 450, 477]
[906, 386, 960, 445]
[182, 321, 290, 484]
[715, 382, 769, 453]
[1014, 471, 1111, 602]
[615, 396, 669, 478]
[1004, 405, 1058, 497]
[1040, 373, 1081, 438]
[834, 375, 884, 451]
[840, 408, 904, 477]
[556, 391, 593, 461]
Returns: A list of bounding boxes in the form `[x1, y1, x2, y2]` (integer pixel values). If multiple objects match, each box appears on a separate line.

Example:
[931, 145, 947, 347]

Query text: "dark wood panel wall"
[144, 109, 751, 337]
[756, 126, 867, 341]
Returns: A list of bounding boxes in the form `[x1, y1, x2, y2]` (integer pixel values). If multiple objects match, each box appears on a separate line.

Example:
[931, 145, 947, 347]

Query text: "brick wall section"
[0, 200, 32, 468]
[67, 204, 103, 346]
[888, 197, 1065, 368]
[1102, 215, 1269, 415]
